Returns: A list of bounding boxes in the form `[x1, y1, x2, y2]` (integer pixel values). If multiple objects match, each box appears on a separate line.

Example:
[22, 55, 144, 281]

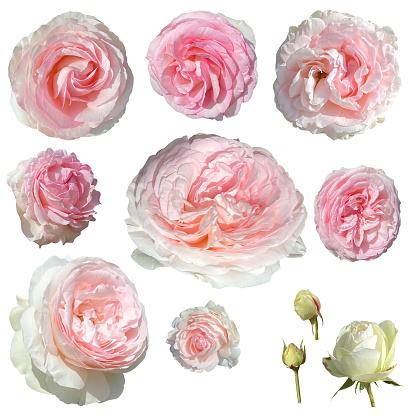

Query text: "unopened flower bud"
[282, 341, 306, 369]
[294, 289, 323, 340]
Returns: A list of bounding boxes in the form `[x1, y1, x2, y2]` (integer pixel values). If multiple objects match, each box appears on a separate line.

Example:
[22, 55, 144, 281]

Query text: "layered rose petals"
[167, 301, 240, 372]
[7, 148, 100, 246]
[126, 134, 307, 288]
[274, 10, 400, 139]
[10, 257, 148, 405]
[9, 11, 133, 139]
[323, 320, 397, 383]
[315, 166, 400, 260]
[147, 11, 257, 120]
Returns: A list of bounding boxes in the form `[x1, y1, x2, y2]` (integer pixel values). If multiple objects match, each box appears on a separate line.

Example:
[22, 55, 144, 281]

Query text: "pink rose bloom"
[274, 10, 400, 140]
[10, 257, 148, 405]
[315, 166, 400, 260]
[126, 134, 306, 288]
[167, 301, 240, 372]
[9, 12, 133, 139]
[147, 11, 257, 120]
[7, 148, 100, 246]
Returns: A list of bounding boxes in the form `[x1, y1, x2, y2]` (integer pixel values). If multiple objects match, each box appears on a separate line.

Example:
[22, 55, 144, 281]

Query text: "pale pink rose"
[10, 257, 148, 405]
[126, 134, 307, 288]
[315, 166, 400, 260]
[147, 11, 257, 120]
[274, 10, 400, 140]
[9, 11, 133, 139]
[167, 301, 240, 372]
[7, 148, 100, 246]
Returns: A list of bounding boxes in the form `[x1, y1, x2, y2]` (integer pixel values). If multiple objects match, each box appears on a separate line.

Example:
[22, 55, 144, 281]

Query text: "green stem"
[294, 368, 301, 403]
[365, 383, 376, 407]
[314, 320, 319, 340]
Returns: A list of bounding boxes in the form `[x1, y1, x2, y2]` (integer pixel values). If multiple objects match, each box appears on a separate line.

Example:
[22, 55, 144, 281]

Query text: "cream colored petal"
[20, 307, 46, 372]
[131, 249, 163, 270]
[10, 330, 49, 394]
[11, 330, 32, 375]
[352, 335, 378, 352]
[323, 356, 345, 377]
[294, 296, 316, 320]
[379, 320, 398, 347]
[379, 320, 397, 370]
[334, 346, 350, 361]
[44, 353, 87, 390]
[44, 370, 124, 405]
[340, 348, 381, 378]
[25, 365, 50, 394]
[29, 257, 69, 318]
[10, 296, 29, 331]
[19, 210, 44, 244]
[10, 91, 37, 128]
[218, 13, 256, 46]
[352, 364, 397, 383]
[380, 321, 397, 370]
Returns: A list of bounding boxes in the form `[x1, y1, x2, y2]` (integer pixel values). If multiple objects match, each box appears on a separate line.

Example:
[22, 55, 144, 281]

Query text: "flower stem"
[314, 320, 319, 340]
[365, 383, 376, 407]
[293, 368, 301, 403]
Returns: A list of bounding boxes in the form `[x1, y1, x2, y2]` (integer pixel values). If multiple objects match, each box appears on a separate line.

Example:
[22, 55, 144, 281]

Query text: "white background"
[1, 0, 414, 415]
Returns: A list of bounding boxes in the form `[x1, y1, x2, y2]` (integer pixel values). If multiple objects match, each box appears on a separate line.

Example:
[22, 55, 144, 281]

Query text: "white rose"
[323, 320, 397, 383]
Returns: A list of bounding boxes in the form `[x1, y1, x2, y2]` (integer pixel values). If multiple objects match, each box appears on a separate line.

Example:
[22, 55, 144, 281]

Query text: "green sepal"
[332, 378, 355, 399]
[383, 378, 402, 387]
[354, 382, 365, 394]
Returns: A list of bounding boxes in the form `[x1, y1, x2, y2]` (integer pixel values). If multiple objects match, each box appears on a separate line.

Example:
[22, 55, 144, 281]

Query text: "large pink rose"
[7, 148, 100, 246]
[147, 11, 257, 120]
[9, 12, 133, 139]
[314, 166, 400, 260]
[10, 257, 148, 405]
[274, 10, 400, 139]
[126, 134, 307, 288]
[167, 301, 240, 372]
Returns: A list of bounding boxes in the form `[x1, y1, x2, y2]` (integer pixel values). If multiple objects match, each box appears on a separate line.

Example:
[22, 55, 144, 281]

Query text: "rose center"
[316, 70, 328, 80]
[195, 334, 209, 350]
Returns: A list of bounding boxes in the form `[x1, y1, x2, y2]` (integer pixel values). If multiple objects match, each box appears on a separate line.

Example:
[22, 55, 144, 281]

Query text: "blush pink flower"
[9, 11, 133, 139]
[167, 301, 240, 372]
[7, 148, 100, 246]
[126, 134, 307, 288]
[147, 11, 257, 120]
[274, 10, 400, 140]
[10, 257, 148, 405]
[315, 166, 400, 260]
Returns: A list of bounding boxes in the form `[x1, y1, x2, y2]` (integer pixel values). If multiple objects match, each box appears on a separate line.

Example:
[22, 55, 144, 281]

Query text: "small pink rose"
[9, 12, 133, 139]
[10, 257, 148, 404]
[126, 134, 307, 288]
[147, 11, 257, 120]
[7, 148, 100, 246]
[274, 10, 400, 139]
[167, 301, 240, 372]
[314, 166, 400, 260]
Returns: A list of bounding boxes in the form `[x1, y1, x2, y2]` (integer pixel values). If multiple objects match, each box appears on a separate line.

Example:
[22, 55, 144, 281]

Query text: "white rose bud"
[294, 290, 323, 340]
[282, 341, 306, 403]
